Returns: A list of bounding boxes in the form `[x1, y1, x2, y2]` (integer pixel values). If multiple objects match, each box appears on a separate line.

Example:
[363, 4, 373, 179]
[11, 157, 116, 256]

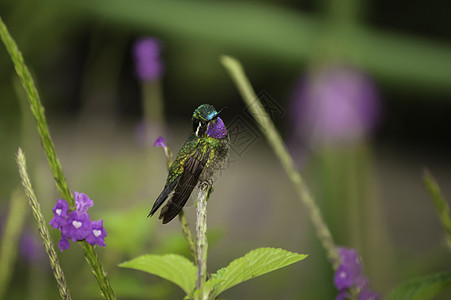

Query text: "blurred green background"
[1, 0, 451, 299]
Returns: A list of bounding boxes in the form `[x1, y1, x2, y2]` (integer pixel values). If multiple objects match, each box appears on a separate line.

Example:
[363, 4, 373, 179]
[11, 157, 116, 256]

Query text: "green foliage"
[103, 206, 156, 256]
[119, 254, 197, 297]
[387, 271, 451, 300]
[206, 247, 307, 298]
[121, 248, 306, 299]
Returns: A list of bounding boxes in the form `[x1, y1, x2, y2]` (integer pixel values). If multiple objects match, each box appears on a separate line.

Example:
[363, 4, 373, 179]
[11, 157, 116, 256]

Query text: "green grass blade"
[16, 148, 71, 300]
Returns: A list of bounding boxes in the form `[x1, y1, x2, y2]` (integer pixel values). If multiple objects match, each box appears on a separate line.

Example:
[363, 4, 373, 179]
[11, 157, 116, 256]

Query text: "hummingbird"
[149, 104, 230, 224]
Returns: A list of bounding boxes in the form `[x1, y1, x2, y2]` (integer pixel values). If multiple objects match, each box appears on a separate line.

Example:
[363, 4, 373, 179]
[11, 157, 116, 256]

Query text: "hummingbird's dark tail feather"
[148, 178, 179, 217]
[159, 150, 208, 224]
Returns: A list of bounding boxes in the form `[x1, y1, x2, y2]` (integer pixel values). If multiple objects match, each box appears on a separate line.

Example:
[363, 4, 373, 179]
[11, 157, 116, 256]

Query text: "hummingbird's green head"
[192, 104, 227, 138]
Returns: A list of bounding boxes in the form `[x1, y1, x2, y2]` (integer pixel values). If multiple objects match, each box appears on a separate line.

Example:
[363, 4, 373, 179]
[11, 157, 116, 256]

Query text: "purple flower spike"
[50, 192, 107, 251]
[61, 212, 91, 241]
[334, 247, 380, 300]
[74, 191, 93, 214]
[291, 65, 380, 145]
[86, 220, 107, 247]
[50, 199, 69, 229]
[358, 289, 381, 300]
[336, 290, 349, 300]
[58, 235, 70, 252]
[20, 232, 43, 262]
[334, 264, 357, 290]
[133, 37, 164, 81]
[153, 136, 167, 148]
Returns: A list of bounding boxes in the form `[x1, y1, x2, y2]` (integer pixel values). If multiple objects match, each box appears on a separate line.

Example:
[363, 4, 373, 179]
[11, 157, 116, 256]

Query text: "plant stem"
[0, 188, 27, 299]
[80, 242, 116, 299]
[0, 17, 116, 299]
[221, 55, 340, 270]
[0, 16, 73, 209]
[424, 170, 451, 251]
[16, 148, 71, 300]
[179, 210, 198, 263]
[195, 182, 211, 300]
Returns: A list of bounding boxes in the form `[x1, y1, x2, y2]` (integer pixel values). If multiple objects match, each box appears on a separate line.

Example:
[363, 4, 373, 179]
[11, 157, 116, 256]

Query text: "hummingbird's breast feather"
[199, 136, 230, 182]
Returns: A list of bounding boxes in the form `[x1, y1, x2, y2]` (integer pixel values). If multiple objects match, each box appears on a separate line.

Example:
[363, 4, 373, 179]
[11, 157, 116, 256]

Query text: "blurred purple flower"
[291, 65, 380, 146]
[153, 136, 167, 148]
[334, 247, 380, 300]
[49, 192, 107, 251]
[153, 136, 170, 159]
[358, 289, 381, 300]
[20, 232, 44, 262]
[133, 37, 164, 81]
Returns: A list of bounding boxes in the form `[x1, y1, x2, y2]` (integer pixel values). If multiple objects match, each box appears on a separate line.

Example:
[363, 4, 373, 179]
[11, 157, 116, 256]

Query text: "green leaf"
[208, 247, 307, 297]
[119, 254, 197, 296]
[387, 271, 451, 300]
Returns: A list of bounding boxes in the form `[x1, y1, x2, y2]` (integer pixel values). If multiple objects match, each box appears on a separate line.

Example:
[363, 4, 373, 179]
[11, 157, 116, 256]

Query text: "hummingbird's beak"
[215, 107, 227, 118]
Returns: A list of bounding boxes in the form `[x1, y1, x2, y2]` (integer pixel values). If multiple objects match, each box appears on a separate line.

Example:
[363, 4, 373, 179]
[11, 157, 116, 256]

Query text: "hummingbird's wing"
[147, 176, 180, 217]
[159, 148, 211, 224]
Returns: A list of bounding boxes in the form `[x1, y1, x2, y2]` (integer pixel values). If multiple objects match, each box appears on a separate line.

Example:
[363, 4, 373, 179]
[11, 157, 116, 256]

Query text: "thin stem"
[0, 16, 73, 209]
[179, 210, 198, 263]
[16, 148, 71, 300]
[195, 182, 211, 300]
[221, 56, 340, 270]
[424, 170, 451, 251]
[0, 17, 115, 299]
[0, 188, 28, 299]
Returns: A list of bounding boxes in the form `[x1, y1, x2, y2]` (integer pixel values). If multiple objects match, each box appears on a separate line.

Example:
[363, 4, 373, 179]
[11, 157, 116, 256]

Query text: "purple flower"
[335, 264, 359, 290]
[74, 191, 93, 214]
[133, 37, 164, 81]
[20, 232, 44, 262]
[358, 289, 380, 300]
[50, 192, 107, 251]
[153, 136, 167, 148]
[336, 290, 349, 300]
[85, 220, 107, 247]
[58, 235, 70, 252]
[61, 211, 91, 241]
[291, 65, 380, 146]
[50, 199, 69, 229]
[334, 247, 380, 300]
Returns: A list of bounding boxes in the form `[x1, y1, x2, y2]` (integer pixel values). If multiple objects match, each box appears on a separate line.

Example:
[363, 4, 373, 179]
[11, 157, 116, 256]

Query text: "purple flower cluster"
[334, 248, 380, 300]
[291, 65, 380, 146]
[132, 37, 164, 81]
[50, 192, 107, 251]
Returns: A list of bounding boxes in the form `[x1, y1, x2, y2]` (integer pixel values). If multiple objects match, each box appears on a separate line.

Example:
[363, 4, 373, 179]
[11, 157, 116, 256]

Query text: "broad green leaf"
[387, 271, 451, 300]
[119, 254, 196, 296]
[208, 247, 307, 297]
